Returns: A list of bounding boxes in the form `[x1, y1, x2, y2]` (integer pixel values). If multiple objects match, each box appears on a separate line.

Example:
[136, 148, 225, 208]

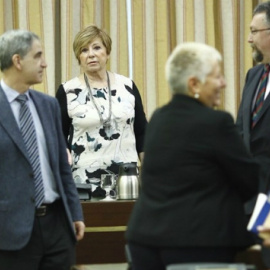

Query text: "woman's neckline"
[78, 71, 116, 88]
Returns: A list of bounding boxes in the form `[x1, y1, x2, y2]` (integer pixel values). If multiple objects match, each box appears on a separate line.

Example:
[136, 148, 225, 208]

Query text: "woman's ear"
[188, 77, 201, 96]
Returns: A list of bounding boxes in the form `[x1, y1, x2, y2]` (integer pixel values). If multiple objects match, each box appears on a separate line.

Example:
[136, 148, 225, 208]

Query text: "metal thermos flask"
[117, 163, 139, 200]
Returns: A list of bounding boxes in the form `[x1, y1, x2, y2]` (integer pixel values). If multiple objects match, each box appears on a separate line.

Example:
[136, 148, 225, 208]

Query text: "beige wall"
[0, 0, 265, 119]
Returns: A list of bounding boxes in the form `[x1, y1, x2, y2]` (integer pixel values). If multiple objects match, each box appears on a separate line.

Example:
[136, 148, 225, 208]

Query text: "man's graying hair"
[0, 29, 39, 71]
[254, 1, 270, 24]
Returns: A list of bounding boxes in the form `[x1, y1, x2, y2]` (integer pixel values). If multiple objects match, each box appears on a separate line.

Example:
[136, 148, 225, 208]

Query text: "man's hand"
[66, 148, 72, 165]
[258, 226, 270, 247]
[74, 221, 85, 241]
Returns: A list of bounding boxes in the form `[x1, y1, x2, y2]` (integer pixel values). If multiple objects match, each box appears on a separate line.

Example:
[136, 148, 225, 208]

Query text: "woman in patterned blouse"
[56, 25, 147, 199]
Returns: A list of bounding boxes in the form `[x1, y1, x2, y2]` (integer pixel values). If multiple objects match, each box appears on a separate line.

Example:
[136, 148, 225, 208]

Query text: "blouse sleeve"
[55, 84, 72, 145]
[132, 81, 148, 154]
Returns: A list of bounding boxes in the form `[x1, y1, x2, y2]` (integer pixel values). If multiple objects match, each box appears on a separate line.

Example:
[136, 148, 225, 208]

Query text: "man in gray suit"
[0, 29, 85, 270]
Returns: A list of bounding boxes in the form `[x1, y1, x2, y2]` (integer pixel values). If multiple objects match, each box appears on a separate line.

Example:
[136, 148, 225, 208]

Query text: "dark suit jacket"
[126, 95, 260, 248]
[236, 64, 270, 213]
[0, 87, 83, 251]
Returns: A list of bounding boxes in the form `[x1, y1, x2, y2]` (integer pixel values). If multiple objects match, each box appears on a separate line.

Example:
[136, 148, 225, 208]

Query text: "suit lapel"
[0, 86, 29, 161]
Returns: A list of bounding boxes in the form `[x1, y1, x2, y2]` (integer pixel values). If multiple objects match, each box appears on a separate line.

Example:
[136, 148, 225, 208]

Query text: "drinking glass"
[100, 174, 116, 201]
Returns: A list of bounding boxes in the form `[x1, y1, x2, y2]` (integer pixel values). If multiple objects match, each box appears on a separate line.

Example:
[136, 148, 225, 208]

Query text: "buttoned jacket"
[0, 86, 83, 250]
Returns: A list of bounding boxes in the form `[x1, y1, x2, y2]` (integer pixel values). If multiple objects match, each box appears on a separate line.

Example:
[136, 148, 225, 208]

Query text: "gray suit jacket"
[0, 86, 83, 250]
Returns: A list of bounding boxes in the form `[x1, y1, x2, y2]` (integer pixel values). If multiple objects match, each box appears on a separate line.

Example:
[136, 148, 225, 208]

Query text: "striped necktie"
[16, 94, 44, 207]
[251, 64, 270, 128]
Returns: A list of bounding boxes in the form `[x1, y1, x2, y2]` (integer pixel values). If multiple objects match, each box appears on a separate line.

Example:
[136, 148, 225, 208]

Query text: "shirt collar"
[1, 79, 30, 103]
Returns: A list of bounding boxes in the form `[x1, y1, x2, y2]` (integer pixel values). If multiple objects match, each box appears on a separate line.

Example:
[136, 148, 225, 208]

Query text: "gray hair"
[253, 1, 270, 25]
[0, 29, 40, 71]
[165, 42, 222, 94]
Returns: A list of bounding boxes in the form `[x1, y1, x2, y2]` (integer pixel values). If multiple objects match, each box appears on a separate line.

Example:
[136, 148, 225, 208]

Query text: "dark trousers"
[0, 200, 75, 270]
[128, 242, 237, 270]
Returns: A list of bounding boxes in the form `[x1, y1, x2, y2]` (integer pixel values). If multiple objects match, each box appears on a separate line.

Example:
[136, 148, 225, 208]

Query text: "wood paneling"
[76, 200, 135, 264]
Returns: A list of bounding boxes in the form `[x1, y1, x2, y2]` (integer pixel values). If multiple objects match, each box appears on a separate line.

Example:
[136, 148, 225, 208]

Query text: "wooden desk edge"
[84, 226, 127, 232]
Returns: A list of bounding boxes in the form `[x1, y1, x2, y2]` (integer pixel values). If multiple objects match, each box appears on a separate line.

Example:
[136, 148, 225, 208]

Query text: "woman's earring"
[194, 93, 200, 99]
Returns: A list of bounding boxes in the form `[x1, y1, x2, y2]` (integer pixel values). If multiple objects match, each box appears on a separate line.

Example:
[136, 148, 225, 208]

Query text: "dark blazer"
[236, 64, 270, 213]
[126, 95, 260, 248]
[0, 87, 83, 251]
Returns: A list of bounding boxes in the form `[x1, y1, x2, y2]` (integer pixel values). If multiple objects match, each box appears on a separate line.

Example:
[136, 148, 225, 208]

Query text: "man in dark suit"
[0, 29, 85, 270]
[236, 1, 270, 268]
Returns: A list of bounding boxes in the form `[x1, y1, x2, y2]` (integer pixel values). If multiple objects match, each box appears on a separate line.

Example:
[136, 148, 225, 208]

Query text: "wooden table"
[76, 200, 135, 264]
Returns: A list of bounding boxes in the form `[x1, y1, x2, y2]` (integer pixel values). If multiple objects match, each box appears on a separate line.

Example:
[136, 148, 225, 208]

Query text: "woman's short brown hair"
[73, 25, 112, 64]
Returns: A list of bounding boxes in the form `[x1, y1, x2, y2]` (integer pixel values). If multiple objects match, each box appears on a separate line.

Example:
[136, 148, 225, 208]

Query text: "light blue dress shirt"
[1, 80, 59, 203]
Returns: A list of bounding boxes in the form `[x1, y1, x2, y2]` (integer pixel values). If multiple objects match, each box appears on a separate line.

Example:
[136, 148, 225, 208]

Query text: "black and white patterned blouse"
[56, 72, 147, 194]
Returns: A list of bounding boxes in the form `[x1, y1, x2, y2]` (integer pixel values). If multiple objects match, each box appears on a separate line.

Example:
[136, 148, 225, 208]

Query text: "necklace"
[84, 71, 112, 129]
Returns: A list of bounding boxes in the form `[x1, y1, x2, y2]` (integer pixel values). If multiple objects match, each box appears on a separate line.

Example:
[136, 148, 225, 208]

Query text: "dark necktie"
[252, 64, 270, 128]
[16, 94, 44, 207]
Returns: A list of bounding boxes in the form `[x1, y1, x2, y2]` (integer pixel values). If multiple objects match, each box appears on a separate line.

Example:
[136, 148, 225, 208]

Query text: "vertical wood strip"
[3, 0, 14, 30]
[27, 0, 47, 92]
[204, 0, 215, 47]
[110, 0, 118, 73]
[118, 0, 128, 77]
[144, 0, 156, 118]
[194, 0, 205, 43]
[83, 0, 95, 27]
[220, 0, 236, 115]
[168, 0, 176, 52]
[175, 0, 184, 44]
[133, 0, 145, 110]
[155, 0, 170, 108]
[184, 0, 194, 41]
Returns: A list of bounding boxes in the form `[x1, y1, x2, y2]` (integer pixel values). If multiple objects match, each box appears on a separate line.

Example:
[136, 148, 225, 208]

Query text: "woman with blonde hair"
[56, 25, 147, 199]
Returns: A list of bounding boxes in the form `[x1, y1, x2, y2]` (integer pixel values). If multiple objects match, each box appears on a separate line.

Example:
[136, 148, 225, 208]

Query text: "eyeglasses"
[250, 28, 270, 35]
